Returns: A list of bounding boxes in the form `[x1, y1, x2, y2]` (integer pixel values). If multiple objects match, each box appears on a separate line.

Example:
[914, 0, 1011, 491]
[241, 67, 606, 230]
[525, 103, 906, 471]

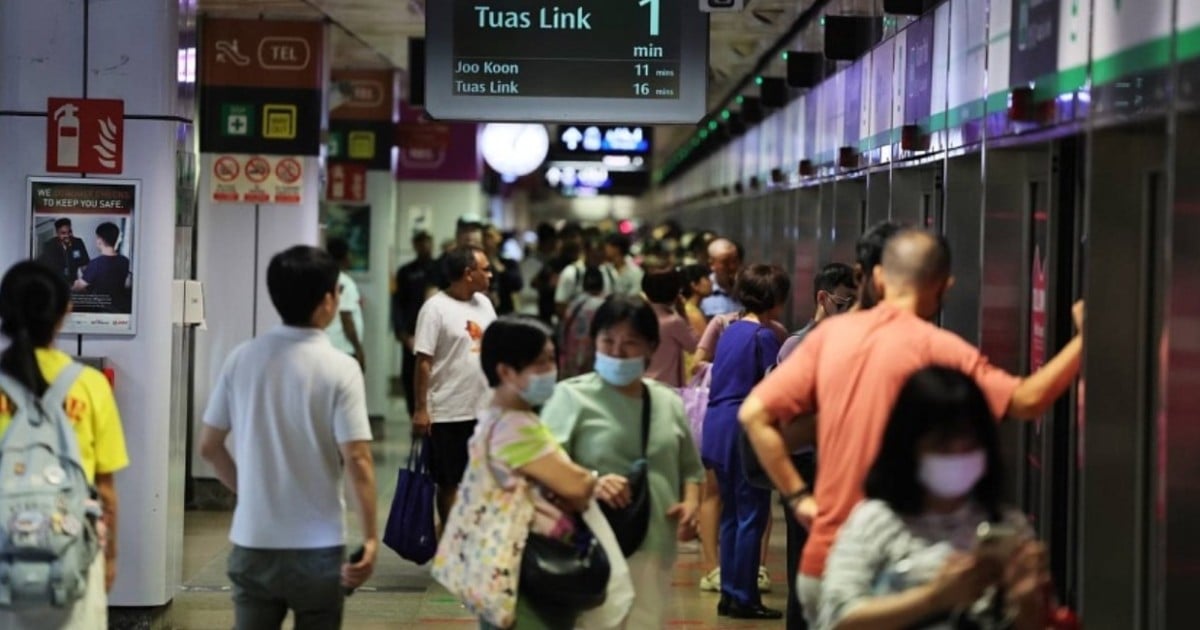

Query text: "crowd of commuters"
[0, 208, 1082, 629]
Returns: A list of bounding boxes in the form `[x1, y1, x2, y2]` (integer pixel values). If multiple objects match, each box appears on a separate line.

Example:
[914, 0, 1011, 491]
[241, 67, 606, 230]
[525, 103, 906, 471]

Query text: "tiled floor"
[165, 410, 792, 629]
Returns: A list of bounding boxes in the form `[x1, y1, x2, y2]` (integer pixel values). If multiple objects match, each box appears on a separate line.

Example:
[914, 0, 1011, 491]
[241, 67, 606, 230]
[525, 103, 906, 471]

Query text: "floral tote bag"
[431, 422, 536, 628]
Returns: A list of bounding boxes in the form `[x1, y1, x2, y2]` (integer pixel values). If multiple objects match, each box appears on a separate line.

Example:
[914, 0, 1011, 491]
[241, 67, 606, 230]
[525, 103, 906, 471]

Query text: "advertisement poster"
[210, 154, 304, 204]
[321, 203, 371, 272]
[28, 177, 138, 335]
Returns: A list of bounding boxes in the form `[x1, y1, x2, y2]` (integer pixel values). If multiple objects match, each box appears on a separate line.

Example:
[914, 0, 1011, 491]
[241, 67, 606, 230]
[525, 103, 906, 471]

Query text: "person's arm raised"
[1008, 301, 1084, 420]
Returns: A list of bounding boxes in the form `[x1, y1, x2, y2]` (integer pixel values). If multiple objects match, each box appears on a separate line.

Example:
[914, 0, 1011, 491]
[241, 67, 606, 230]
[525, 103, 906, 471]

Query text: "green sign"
[327, 131, 344, 158]
[220, 103, 254, 137]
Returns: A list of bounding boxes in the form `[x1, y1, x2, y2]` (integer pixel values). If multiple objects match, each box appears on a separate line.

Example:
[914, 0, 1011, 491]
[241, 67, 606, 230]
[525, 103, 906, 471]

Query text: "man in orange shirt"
[738, 229, 1084, 624]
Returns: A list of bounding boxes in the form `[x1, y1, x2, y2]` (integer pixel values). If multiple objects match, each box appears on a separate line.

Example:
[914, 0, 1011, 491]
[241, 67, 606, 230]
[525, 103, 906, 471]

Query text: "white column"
[0, 0, 188, 606]
[360, 171, 397, 417]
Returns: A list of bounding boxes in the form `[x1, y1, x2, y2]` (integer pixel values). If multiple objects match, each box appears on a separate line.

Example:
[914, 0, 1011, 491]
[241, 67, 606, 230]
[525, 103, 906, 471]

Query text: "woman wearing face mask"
[541, 295, 705, 629]
[475, 316, 614, 629]
[818, 366, 1051, 630]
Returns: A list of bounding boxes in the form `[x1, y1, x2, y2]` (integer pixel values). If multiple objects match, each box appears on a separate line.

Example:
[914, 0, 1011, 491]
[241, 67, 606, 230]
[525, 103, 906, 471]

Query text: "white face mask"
[918, 450, 986, 499]
[518, 369, 558, 406]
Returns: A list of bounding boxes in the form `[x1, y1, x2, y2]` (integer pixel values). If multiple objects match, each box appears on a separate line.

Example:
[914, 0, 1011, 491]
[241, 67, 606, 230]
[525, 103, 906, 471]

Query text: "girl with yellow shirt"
[0, 261, 129, 629]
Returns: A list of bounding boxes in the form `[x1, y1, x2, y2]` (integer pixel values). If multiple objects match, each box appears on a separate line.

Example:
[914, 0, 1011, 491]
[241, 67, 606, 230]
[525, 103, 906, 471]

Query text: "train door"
[943, 153, 983, 341]
[891, 162, 944, 231]
[1080, 120, 1168, 629]
[832, 176, 867, 264]
[792, 185, 822, 325]
[866, 166, 891, 228]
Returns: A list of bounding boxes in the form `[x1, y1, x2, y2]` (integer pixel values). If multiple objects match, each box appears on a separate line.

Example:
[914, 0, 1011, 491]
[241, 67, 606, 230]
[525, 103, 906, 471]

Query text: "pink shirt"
[751, 302, 1021, 578]
[646, 304, 699, 387]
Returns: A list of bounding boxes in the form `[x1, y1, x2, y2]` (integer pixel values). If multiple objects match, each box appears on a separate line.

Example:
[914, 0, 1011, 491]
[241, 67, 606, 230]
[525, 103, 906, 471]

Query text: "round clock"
[480, 123, 550, 178]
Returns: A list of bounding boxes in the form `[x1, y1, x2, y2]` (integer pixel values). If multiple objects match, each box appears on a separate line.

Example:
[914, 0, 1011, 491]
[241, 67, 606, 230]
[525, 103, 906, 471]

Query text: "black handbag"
[599, 384, 653, 556]
[520, 529, 611, 613]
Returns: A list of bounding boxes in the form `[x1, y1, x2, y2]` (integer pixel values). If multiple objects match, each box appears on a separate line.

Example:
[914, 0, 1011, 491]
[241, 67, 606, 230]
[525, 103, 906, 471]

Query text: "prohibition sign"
[245, 156, 271, 183]
[276, 158, 302, 184]
[213, 156, 240, 182]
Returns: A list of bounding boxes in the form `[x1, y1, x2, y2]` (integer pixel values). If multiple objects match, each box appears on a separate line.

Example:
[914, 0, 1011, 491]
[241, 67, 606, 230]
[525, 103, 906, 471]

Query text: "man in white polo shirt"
[412, 244, 497, 525]
[200, 245, 377, 629]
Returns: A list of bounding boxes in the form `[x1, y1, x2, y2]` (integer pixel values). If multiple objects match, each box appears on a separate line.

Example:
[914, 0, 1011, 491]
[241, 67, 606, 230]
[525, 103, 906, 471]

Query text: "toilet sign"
[46, 98, 124, 174]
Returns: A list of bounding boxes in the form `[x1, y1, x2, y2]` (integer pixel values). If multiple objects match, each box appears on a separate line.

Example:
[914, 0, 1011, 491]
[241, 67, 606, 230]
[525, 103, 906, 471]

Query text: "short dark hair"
[536, 222, 557, 243]
[54, 218, 72, 230]
[267, 246, 340, 326]
[642, 269, 682, 305]
[734, 264, 791, 314]
[864, 366, 1005, 520]
[590, 294, 659, 348]
[680, 263, 709, 298]
[326, 237, 350, 262]
[605, 233, 632, 256]
[581, 265, 605, 293]
[412, 231, 432, 244]
[443, 245, 483, 281]
[481, 316, 553, 387]
[814, 262, 856, 303]
[95, 222, 121, 248]
[856, 221, 902, 273]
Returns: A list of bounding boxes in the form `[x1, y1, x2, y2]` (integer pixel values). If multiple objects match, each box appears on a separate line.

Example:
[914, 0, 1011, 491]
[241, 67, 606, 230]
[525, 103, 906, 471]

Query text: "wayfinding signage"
[200, 19, 324, 155]
[425, 0, 708, 123]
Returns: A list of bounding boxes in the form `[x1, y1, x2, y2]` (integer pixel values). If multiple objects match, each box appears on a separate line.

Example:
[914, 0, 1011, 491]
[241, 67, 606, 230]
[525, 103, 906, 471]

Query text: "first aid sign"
[46, 98, 124, 175]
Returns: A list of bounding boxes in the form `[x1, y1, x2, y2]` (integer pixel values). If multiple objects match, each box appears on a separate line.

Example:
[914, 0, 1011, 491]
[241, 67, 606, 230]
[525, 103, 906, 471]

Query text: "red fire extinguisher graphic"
[54, 103, 81, 169]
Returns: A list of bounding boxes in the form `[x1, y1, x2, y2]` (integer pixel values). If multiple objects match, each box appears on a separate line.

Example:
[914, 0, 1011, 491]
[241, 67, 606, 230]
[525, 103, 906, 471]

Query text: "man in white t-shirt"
[324, 238, 366, 369]
[412, 244, 497, 524]
[200, 245, 377, 628]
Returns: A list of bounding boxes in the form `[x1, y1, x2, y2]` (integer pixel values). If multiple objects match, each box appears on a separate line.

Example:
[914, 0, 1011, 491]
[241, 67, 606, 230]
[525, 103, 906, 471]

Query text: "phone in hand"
[343, 546, 365, 596]
[975, 522, 1022, 565]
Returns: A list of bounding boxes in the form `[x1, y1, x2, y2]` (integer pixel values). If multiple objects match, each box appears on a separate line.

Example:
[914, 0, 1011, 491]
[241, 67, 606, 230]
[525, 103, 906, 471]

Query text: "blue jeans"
[716, 444, 772, 607]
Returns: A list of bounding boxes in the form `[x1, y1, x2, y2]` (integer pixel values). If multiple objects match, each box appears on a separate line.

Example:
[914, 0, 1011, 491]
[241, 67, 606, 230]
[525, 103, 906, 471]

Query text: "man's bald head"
[881, 229, 952, 288]
[708, 238, 743, 288]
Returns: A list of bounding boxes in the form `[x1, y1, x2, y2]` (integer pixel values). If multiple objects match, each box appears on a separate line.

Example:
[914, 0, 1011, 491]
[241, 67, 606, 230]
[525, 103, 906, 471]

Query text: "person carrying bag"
[382, 438, 437, 565]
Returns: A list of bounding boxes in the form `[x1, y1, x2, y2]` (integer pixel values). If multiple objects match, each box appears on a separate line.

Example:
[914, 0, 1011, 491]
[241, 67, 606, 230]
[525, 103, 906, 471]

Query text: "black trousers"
[402, 348, 417, 417]
[784, 452, 817, 630]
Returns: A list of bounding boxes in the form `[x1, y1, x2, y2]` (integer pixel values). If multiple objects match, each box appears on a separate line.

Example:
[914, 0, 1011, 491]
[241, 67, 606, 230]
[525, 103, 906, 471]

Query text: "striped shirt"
[818, 499, 1031, 630]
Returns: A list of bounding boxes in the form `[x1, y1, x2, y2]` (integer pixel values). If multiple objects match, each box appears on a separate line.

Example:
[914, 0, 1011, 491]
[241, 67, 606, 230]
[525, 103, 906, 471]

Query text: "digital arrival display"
[425, 0, 709, 123]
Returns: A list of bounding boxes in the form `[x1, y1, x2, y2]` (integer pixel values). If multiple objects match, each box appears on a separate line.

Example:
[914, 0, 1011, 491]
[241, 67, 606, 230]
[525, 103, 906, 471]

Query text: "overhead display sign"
[425, 0, 708, 123]
[199, 19, 324, 156]
[551, 125, 653, 158]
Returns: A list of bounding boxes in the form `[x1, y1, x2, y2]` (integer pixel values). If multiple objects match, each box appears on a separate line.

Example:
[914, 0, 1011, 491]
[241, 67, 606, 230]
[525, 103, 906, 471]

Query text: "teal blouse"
[540, 373, 705, 558]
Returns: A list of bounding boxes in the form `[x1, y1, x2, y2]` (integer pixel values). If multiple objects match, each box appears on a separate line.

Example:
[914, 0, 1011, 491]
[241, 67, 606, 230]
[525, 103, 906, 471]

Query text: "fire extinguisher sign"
[46, 98, 125, 175]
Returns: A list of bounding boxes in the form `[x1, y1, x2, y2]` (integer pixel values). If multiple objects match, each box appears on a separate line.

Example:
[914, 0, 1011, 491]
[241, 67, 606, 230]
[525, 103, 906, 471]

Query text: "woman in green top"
[541, 295, 706, 629]
[476, 316, 624, 629]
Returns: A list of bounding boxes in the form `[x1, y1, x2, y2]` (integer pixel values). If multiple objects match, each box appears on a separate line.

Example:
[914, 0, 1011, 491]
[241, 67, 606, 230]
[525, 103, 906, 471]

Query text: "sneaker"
[699, 568, 721, 592]
[758, 566, 772, 592]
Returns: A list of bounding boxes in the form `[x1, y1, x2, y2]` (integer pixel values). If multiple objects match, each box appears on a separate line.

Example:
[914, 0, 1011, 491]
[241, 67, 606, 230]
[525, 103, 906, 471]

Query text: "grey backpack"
[0, 363, 100, 609]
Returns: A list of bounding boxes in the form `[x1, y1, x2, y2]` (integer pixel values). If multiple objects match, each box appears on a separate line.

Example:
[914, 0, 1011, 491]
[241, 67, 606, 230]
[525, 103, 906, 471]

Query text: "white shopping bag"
[575, 501, 634, 630]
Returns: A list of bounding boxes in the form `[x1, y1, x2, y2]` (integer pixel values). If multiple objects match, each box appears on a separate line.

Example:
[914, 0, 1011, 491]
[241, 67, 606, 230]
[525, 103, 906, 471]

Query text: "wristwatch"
[783, 489, 812, 509]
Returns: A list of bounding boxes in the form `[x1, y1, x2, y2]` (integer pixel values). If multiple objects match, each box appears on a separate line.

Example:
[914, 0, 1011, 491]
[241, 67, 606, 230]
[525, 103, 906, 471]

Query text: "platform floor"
[166, 410, 792, 629]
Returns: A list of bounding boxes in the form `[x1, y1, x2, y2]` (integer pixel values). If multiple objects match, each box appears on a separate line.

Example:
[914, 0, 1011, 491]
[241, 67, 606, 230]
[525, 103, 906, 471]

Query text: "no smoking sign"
[213, 156, 240, 181]
[275, 158, 302, 184]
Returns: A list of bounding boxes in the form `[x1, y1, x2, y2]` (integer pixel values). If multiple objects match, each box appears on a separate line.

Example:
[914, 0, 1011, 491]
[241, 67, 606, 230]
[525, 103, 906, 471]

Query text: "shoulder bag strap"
[42, 363, 86, 468]
[639, 381, 651, 457]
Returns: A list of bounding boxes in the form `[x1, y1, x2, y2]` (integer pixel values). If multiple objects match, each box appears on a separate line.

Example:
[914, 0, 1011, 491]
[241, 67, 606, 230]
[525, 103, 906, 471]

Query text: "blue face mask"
[519, 369, 558, 406]
[594, 352, 644, 387]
